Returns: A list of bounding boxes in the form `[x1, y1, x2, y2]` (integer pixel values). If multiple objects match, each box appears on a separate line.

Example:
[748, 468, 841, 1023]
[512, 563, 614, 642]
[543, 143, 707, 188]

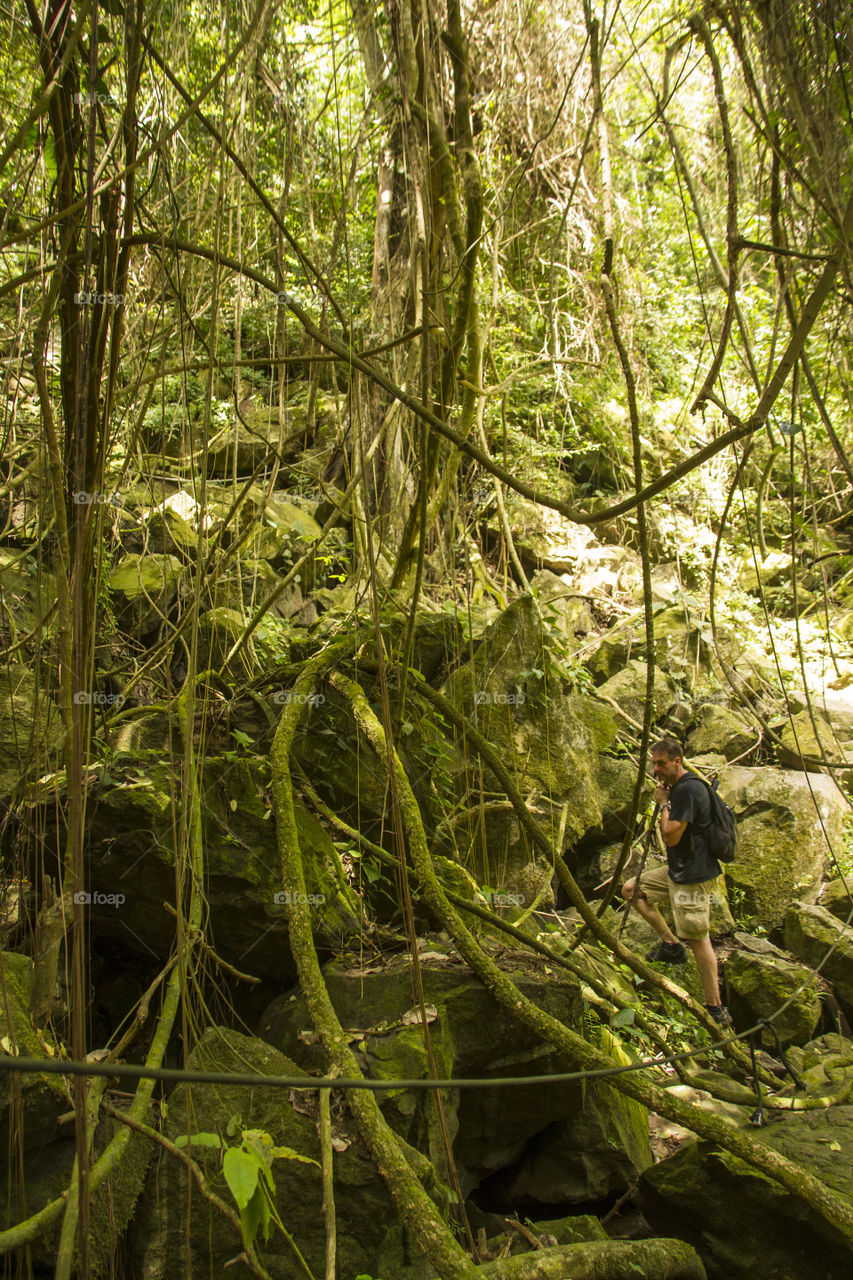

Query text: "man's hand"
[653, 784, 670, 806]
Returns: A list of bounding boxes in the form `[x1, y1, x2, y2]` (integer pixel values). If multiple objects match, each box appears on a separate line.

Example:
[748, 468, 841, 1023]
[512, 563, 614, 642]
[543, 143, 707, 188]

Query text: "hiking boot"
[705, 1004, 734, 1028]
[646, 940, 687, 963]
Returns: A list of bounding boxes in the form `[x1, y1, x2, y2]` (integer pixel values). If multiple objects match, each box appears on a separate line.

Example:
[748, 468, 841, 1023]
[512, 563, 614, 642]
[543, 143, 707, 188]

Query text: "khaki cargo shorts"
[635, 863, 718, 941]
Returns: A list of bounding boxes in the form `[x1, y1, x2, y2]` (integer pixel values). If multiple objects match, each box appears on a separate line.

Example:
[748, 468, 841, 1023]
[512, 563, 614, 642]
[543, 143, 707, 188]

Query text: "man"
[622, 737, 732, 1027]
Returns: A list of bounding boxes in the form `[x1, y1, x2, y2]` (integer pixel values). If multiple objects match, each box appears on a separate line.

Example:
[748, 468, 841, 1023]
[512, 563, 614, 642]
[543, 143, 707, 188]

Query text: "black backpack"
[698, 774, 739, 864]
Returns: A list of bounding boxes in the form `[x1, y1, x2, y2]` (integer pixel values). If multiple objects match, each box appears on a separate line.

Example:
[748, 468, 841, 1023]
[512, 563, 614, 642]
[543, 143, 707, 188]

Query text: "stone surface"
[593, 660, 676, 729]
[0, 951, 153, 1274]
[784, 902, 853, 1022]
[774, 708, 853, 771]
[108, 552, 183, 637]
[725, 935, 822, 1046]
[74, 758, 361, 984]
[640, 1106, 853, 1280]
[0, 663, 62, 800]
[439, 595, 603, 887]
[687, 704, 758, 762]
[531, 570, 595, 648]
[259, 952, 651, 1205]
[819, 877, 853, 926]
[131, 1027, 430, 1280]
[716, 765, 847, 929]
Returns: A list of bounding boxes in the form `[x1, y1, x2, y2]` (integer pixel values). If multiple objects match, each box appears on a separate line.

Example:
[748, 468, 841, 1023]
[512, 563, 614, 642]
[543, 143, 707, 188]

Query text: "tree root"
[333, 669, 853, 1247]
[270, 654, 480, 1280]
[433, 1238, 708, 1279]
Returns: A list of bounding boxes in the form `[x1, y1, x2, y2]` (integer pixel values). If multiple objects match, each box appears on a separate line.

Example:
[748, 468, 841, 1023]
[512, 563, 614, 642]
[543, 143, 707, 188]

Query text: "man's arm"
[658, 807, 687, 847]
[655, 784, 687, 847]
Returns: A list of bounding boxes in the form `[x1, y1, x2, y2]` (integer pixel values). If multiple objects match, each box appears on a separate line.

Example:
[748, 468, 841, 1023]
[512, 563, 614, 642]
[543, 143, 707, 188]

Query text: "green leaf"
[610, 1008, 636, 1029]
[223, 1146, 260, 1210]
[174, 1131, 224, 1149]
[225, 1113, 243, 1138]
[43, 135, 57, 180]
[239, 1186, 265, 1249]
[269, 1144, 320, 1167]
[230, 729, 254, 748]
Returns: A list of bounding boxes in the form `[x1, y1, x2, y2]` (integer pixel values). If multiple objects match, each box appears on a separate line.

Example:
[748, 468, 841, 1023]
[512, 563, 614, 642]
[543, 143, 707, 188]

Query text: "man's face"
[652, 752, 680, 788]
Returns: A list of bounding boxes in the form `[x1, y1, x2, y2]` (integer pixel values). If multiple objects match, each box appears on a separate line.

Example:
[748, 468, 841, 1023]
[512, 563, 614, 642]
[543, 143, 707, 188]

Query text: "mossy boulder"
[440, 595, 603, 888]
[487, 1024, 652, 1206]
[594, 659, 677, 729]
[639, 1106, 853, 1280]
[0, 951, 152, 1275]
[586, 606, 709, 689]
[0, 950, 66, 1132]
[108, 552, 183, 636]
[718, 766, 847, 930]
[687, 704, 758, 761]
[0, 663, 63, 799]
[259, 953, 651, 1205]
[130, 1026, 433, 1280]
[531, 569, 595, 648]
[76, 756, 360, 983]
[819, 877, 853, 925]
[774, 708, 853, 770]
[784, 902, 853, 1023]
[725, 934, 821, 1046]
[196, 604, 258, 679]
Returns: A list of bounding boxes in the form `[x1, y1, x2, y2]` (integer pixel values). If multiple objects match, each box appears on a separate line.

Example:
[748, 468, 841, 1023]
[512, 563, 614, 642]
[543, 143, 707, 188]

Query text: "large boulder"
[439, 595, 603, 889]
[593, 660, 676, 729]
[716, 766, 847, 930]
[64, 755, 360, 985]
[0, 951, 153, 1273]
[725, 933, 822, 1046]
[585, 605, 710, 690]
[784, 902, 853, 1023]
[108, 552, 183, 638]
[774, 707, 853, 771]
[130, 1027, 438, 1280]
[640, 1105, 853, 1280]
[259, 949, 651, 1205]
[687, 704, 758, 762]
[530, 569, 595, 648]
[819, 877, 853, 926]
[0, 663, 63, 800]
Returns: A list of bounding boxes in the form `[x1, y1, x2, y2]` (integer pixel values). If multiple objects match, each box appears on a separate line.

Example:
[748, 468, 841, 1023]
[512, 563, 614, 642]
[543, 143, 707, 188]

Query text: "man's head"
[651, 737, 685, 788]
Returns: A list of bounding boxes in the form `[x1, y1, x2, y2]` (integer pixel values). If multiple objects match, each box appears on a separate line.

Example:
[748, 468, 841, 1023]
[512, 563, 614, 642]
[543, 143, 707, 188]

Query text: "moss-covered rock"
[718, 766, 846, 929]
[490, 1023, 652, 1205]
[531, 569, 595, 648]
[784, 902, 853, 1023]
[0, 663, 62, 799]
[0, 951, 151, 1277]
[108, 552, 183, 637]
[440, 595, 603, 889]
[77, 756, 360, 983]
[259, 952, 651, 1206]
[725, 934, 821, 1046]
[594, 659, 676, 729]
[130, 1026, 429, 1280]
[774, 708, 853, 771]
[819, 877, 853, 926]
[0, 950, 66, 1129]
[687, 704, 758, 761]
[639, 1106, 853, 1280]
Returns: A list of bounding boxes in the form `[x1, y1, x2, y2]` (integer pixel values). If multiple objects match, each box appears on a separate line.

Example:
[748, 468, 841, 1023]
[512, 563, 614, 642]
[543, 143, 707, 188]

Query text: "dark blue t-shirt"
[666, 772, 722, 884]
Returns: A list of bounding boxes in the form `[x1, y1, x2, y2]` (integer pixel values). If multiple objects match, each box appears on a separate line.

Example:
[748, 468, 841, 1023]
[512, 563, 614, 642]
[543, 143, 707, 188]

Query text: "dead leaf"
[401, 1004, 438, 1026]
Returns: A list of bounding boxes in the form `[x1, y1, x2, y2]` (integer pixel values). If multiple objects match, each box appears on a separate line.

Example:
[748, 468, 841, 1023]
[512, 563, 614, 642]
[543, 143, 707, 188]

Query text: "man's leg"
[622, 874, 679, 944]
[672, 880, 727, 1011]
[685, 936, 722, 1006]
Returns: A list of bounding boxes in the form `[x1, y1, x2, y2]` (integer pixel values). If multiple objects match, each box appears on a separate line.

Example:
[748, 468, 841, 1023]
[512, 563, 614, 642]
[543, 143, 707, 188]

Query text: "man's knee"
[622, 878, 637, 901]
